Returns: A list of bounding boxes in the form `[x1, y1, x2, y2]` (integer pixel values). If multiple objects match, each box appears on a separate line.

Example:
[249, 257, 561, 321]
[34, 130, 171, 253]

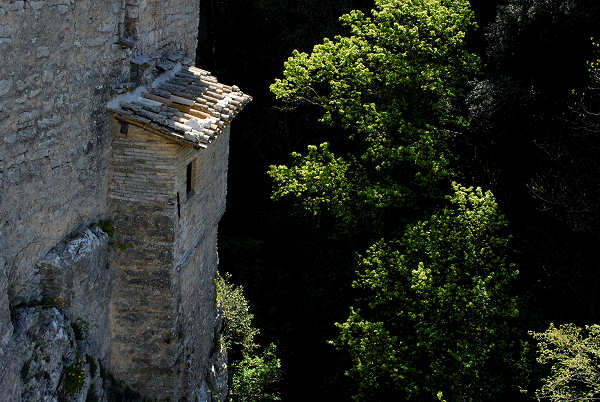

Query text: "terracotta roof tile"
[108, 64, 252, 149]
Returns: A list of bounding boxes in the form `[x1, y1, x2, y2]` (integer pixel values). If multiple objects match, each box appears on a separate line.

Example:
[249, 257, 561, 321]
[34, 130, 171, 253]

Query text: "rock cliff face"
[3, 225, 227, 401]
[6, 226, 111, 402]
[0, 0, 232, 400]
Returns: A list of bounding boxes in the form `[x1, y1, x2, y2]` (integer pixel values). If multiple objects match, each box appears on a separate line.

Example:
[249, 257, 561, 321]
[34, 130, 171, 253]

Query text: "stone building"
[0, 0, 250, 400]
[107, 64, 251, 399]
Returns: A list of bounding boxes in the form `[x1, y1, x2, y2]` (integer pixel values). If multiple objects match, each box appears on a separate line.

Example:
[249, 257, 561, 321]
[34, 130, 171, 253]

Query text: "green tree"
[269, 0, 480, 235]
[269, 0, 529, 400]
[266, 0, 539, 399]
[531, 323, 600, 401]
[334, 184, 521, 401]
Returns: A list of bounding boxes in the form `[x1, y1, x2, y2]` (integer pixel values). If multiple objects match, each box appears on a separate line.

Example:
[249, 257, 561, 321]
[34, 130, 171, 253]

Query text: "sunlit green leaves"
[217, 273, 282, 401]
[267, 1, 520, 400]
[269, 0, 479, 230]
[230, 343, 282, 402]
[268, 142, 353, 222]
[271, 0, 479, 137]
[333, 184, 521, 400]
[531, 323, 600, 401]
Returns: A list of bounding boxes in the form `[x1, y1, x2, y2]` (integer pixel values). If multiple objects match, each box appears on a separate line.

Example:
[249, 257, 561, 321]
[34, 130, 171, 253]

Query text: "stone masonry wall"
[107, 122, 231, 400]
[172, 126, 231, 399]
[108, 124, 179, 398]
[174, 126, 230, 264]
[173, 225, 228, 401]
[136, 0, 200, 54]
[109, 120, 179, 203]
[0, 0, 122, 306]
[0, 0, 202, 400]
[0, 0, 200, 308]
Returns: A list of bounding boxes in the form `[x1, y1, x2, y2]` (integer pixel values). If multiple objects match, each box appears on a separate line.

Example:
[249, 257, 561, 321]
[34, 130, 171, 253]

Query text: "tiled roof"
[108, 64, 252, 149]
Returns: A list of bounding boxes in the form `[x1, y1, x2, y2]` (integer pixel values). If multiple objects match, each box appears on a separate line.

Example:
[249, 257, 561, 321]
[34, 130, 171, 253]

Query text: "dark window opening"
[119, 120, 129, 134]
[177, 192, 181, 219]
[186, 161, 193, 195]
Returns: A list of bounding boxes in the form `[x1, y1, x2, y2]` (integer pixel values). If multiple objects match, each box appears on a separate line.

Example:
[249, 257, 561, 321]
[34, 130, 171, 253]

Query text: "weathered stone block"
[8, 2, 25, 12]
[56, 4, 69, 14]
[86, 37, 106, 47]
[0, 24, 16, 38]
[30, 1, 45, 11]
[41, 70, 54, 83]
[37, 114, 61, 129]
[36, 46, 49, 58]
[0, 80, 12, 97]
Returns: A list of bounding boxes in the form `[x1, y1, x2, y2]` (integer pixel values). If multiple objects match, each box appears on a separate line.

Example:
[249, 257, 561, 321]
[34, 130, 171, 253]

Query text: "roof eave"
[110, 112, 205, 149]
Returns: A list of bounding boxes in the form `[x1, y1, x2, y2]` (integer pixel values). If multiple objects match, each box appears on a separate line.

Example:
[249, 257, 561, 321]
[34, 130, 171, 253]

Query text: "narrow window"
[186, 161, 193, 196]
[119, 120, 129, 135]
[186, 158, 197, 199]
[177, 192, 181, 219]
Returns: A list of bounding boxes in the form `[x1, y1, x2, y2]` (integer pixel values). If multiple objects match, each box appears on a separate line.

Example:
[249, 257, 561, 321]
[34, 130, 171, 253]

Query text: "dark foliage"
[195, 0, 600, 400]
[198, 1, 372, 400]
[460, 0, 600, 327]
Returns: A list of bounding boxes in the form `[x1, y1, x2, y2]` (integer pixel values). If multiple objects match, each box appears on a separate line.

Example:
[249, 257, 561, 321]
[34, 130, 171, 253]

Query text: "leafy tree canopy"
[269, 1, 526, 400]
[334, 184, 521, 401]
[269, 0, 480, 235]
[230, 343, 282, 402]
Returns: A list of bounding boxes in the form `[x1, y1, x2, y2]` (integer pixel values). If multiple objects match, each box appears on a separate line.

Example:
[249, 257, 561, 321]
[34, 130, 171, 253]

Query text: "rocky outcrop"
[37, 226, 112, 361]
[13, 304, 113, 402]
[204, 305, 228, 402]
[0, 258, 20, 401]
[194, 316, 228, 402]
[1, 224, 228, 401]
[16, 306, 86, 402]
[4, 226, 111, 402]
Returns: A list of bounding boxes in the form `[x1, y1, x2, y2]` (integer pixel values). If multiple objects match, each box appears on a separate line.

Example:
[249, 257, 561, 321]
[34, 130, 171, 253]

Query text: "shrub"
[216, 272, 282, 401]
[97, 220, 115, 237]
[216, 272, 259, 359]
[230, 343, 282, 402]
[42, 295, 66, 309]
[65, 357, 87, 394]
